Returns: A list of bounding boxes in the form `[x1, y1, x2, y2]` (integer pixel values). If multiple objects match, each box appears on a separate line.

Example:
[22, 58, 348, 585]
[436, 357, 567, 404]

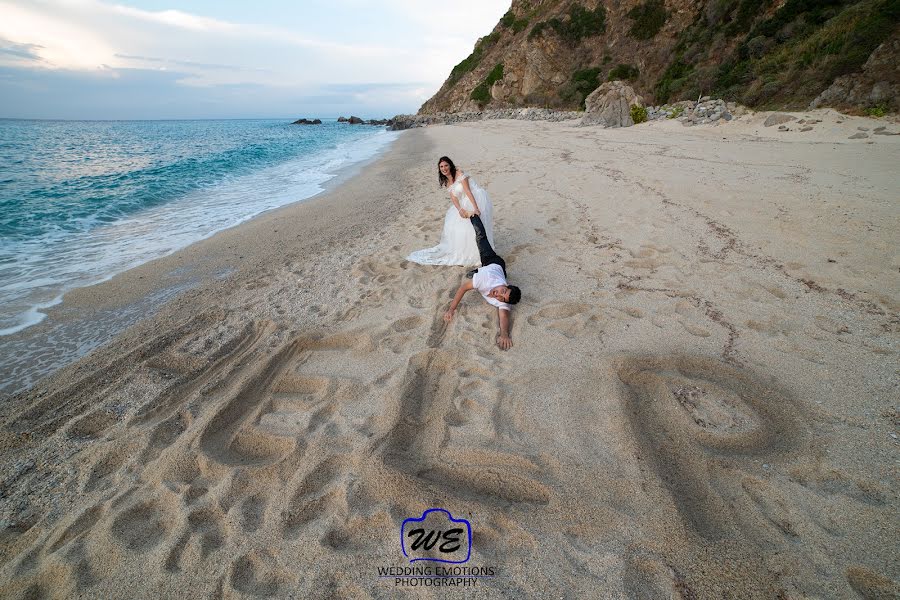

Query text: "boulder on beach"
[763, 113, 795, 127]
[580, 81, 644, 128]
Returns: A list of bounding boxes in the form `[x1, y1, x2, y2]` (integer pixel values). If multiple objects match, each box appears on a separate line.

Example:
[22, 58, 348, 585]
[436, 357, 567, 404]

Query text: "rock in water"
[580, 81, 644, 128]
[764, 113, 796, 127]
[348, 116, 364, 124]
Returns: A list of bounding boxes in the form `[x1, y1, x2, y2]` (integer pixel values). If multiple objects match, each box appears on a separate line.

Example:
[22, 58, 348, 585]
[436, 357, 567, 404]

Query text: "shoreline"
[0, 110, 897, 598]
[0, 128, 402, 398]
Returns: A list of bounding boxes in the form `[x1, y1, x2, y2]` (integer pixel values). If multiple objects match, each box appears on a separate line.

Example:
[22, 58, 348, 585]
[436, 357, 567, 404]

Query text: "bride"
[407, 156, 495, 266]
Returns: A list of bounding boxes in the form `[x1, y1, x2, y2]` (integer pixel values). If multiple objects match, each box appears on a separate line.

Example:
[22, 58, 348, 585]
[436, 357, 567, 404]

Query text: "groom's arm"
[497, 308, 512, 350]
[444, 280, 474, 322]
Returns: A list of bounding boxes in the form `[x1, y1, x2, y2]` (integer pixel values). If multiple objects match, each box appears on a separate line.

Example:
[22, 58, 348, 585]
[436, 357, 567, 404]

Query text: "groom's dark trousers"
[469, 215, 506, 277]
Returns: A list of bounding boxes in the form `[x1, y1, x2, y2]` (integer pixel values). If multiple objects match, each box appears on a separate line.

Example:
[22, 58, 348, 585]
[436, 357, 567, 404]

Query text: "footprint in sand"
[228, 550, 295, 597]
[845, 566, 900, 599]
[164, 505, 226, 571]
[526, 302, 598, 339]
[110, 498, 173, 553]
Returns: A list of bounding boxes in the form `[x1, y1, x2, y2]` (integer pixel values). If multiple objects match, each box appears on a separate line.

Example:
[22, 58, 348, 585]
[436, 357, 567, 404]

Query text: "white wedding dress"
[406, 172, 495, 266]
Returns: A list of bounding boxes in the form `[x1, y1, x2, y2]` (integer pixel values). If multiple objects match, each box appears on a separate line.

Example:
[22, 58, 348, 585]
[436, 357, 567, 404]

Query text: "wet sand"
[0, 110, 898, 598]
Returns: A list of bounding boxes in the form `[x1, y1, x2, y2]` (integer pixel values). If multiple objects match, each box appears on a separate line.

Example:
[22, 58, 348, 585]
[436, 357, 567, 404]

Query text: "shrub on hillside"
[608, 63, 640, 81]
[501, 9, 531, 33]
[628, 0, 669, 39]
[560, 67, 602, 109]
[529, 3, 606, 44]
[447, 33, 499, 87]
[631, 105, 648, 124]
[470, 63, 505, 107]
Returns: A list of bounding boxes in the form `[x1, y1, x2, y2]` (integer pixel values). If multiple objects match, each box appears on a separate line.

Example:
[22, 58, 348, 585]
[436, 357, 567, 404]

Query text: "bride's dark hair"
[437, 156, 457, 188]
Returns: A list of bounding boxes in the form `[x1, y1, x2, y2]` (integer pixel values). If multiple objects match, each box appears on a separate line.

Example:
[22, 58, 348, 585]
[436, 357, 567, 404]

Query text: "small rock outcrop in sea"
[291, 118, 322, 125]
[336, 116, 391, 126]
[580, 81, 644, 128]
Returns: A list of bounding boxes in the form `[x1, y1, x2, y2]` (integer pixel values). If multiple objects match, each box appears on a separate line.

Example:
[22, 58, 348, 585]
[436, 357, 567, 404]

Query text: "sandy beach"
[1, 111, 898, 598]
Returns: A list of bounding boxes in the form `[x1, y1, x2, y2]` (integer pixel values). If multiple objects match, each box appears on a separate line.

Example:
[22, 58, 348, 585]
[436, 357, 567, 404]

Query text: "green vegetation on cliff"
[608, 64, 640, 81]
[529, 3, 607, 44]
[628, 0, 669, 39]
[424, 0, 898, 114]
[657, 0, 900, 106]
[471, 63, 505, 107]
[560, 67, 603, 109]
[501, 9, 531, 33]
[447, 32, 500, 88]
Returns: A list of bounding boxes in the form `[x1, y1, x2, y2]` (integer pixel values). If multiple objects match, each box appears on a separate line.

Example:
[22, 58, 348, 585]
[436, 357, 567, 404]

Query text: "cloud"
[109, 4, 238, 33]
[0, 0, 510, 118]
[113, 53, 267, 73]
[0, 39, 44, 63]
[0, 64, 426, 119]
[0, 2, 117, 70]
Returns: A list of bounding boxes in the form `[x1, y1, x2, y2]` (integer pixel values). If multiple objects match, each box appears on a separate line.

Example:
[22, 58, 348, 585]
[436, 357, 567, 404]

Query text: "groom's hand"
[497, 335, 513, 350]
[443, 309, 455, 322]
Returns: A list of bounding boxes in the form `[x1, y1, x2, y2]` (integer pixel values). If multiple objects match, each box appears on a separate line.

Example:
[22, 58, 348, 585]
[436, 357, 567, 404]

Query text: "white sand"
[0, 110, 898, 599]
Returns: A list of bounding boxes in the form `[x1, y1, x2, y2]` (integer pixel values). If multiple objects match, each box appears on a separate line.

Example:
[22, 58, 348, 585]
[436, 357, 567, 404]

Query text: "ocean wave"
[0, 119, 398, 335]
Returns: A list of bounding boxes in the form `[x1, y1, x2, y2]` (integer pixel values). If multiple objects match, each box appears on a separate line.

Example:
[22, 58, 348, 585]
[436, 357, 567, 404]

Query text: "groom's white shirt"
[472, 264, 510, 311]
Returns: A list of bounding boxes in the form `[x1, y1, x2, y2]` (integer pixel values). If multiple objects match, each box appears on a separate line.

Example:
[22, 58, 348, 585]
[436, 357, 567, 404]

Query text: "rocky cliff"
[420, 0, 899, 114]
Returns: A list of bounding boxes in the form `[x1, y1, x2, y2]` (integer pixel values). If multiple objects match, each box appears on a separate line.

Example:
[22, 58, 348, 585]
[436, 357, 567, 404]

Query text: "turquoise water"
[0, 118, 398, 335]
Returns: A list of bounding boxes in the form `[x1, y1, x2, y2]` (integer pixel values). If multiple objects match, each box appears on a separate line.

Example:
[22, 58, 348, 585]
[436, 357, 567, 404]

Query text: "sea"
[0, 118, 399, 394]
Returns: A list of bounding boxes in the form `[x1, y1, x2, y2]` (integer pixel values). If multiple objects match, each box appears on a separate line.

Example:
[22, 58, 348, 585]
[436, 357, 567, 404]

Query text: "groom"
[443, 214, 521, 350]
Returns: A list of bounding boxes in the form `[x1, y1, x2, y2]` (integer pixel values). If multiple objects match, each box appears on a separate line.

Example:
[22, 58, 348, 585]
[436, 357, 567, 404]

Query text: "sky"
[0, 0, 510, 119]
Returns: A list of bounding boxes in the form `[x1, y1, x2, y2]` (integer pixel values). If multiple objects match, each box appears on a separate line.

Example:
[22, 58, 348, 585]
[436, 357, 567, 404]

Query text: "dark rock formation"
[291, 118, 322, 125]
[336, 116, 392, 126]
